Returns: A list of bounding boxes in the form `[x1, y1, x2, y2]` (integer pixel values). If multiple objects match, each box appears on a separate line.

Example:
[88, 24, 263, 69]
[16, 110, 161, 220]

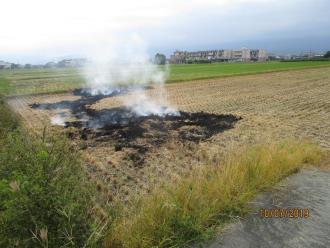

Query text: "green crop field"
[167, 60, 330, 82]
[1, 61, 330, 96]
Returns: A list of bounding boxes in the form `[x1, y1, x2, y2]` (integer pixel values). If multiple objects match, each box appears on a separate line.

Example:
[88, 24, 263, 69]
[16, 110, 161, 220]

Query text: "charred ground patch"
[68, 109, 241, 165]
[80, 112, 239, 166]
[29, 88, 124, 115]
[29, 86, 154, 117]
[30, 91, 241, 165]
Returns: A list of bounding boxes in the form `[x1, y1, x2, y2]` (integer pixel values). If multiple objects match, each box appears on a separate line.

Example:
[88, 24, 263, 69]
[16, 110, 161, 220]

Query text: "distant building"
[281, 51, 327, 61]
[0, 60, 12, 69]
[57, 58, 87, 68]
[170, 48, 268, 64]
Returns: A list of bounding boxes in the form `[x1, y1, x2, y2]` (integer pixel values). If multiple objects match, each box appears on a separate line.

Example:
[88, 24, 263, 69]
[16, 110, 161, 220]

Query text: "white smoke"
[82, 34, 178, 116]
[51, 115, 65, 126]
[127, 90, 178, 116]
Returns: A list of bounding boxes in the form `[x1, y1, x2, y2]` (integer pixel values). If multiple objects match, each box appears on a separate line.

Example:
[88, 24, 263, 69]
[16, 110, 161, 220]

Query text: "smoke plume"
[51, 115, 65, 126]
[82, 34, 178, 117]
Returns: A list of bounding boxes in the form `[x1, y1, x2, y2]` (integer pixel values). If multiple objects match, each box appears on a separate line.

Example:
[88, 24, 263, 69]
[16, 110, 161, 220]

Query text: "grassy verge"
[0, 96, 108, 247]
[106, 140, 323, 248]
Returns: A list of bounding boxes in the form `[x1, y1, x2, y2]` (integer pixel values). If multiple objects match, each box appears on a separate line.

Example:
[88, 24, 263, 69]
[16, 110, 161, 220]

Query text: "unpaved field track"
[206, 169, 330, 248]
[7, 67, 330, 201]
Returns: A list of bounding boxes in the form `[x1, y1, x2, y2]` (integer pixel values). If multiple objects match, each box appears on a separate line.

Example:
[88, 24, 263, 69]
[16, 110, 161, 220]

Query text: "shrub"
[0, 97, 106, 247]
[0, 97, 19, 133]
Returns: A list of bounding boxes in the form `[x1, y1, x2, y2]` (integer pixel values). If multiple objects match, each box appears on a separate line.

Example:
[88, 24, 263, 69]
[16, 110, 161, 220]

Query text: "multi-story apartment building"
[170, 48, 268, 63]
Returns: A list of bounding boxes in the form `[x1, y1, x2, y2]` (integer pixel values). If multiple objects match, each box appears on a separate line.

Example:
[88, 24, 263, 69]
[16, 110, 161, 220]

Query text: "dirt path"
[206, 169, 330, 248]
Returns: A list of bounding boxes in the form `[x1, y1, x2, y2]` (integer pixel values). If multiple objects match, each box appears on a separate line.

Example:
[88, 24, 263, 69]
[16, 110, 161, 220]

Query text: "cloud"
[0, 0, 175, 52]
[0, 0, 329, 62]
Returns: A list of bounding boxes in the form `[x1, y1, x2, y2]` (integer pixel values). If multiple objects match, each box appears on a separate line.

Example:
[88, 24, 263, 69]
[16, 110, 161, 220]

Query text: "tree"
[154, 53, 166, 65]
[324, 51, 330, 58]
[11, 63, 20, 69]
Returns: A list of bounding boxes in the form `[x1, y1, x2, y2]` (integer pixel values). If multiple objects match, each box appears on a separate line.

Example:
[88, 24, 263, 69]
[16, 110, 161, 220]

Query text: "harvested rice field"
[7, 67, 330, 202]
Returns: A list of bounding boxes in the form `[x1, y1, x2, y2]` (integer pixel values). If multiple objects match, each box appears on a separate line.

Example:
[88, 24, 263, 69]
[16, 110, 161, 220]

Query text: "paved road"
[206, 169, 330, 248]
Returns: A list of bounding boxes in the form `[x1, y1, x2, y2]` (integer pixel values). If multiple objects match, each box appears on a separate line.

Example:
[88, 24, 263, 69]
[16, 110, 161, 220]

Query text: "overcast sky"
[1, 0, 329, 63]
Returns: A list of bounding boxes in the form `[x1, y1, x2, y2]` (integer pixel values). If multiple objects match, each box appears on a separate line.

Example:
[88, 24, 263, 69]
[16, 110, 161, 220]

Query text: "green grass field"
[167, 60, 330, 82]
[1, 61, 330, 96]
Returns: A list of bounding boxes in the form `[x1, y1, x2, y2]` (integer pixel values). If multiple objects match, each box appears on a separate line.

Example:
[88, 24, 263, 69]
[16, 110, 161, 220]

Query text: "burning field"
[8, 67, 330, 201]
[31, 88, 240, 164]
[27, 87, 241, 200]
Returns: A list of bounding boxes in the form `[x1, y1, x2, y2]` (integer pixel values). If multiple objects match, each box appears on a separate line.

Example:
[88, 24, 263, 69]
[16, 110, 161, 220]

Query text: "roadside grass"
[106, 140, 323, 248]
[1, 61, 330, 96]
[0, 96, 109, 247]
